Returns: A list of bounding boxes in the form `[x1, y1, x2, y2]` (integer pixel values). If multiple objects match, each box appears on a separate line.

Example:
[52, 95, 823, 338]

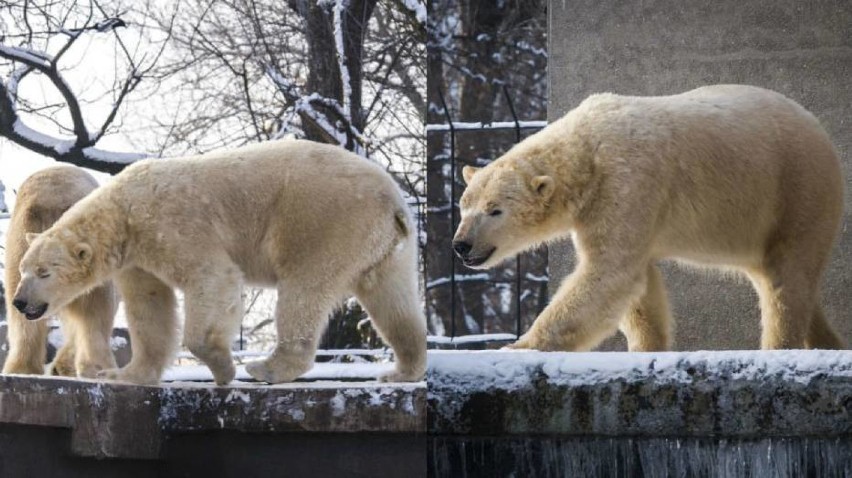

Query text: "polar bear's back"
[107, 140, 410, 285]
[554, 85, 843, 263]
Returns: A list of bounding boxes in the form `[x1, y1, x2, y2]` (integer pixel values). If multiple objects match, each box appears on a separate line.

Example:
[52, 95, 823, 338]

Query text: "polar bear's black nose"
[12, 299, 27, 313]
[453, 241, 472, 257]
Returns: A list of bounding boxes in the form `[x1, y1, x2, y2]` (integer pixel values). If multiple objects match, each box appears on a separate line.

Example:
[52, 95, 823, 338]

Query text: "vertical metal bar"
[437, 87, 457, 338]
[422, 168, 429, 333]
[503, 86, 523, 339]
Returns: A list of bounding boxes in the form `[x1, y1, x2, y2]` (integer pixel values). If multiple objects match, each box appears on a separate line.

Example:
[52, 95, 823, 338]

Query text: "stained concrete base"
[427, 350, 852, 477]
[0, 374, 425, 477]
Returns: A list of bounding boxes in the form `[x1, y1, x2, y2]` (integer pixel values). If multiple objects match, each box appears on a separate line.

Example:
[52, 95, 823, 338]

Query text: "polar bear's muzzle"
[453, 242, 496, 268]
[12, 298, 48, 321]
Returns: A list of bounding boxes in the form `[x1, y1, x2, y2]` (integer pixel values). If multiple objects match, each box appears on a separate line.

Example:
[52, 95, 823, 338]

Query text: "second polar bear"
[3, 166, 117, 377]
[453, 85, 844, 352]
[14, 139, 426, 385]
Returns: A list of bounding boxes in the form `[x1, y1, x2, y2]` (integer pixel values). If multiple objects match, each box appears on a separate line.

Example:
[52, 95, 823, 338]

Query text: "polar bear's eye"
[36, 268, 50, 279]
[489, 209, 503, 217]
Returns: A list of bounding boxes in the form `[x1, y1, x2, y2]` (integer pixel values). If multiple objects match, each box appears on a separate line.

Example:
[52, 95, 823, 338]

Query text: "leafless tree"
[0, 0, 172, 173]
[140, 0, 425, 181]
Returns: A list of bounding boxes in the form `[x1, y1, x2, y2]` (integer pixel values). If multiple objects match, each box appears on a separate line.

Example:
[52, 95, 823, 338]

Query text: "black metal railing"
[426, 86, 548, 345]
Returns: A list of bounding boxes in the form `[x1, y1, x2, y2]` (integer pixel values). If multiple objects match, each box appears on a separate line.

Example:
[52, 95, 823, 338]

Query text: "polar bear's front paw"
[502, 334, 533, 350]
[210, 363, 236, 386]
[502, 333, 548, 351]
[75, 362, 107, 379]
[378, 368, 424, 383]
[97, 366, 160, 385]
[246, 358, 312, 384]
[47, 359, 77, 377]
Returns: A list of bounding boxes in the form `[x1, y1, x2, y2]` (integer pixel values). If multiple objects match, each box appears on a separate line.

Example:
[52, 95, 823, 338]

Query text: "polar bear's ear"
[25, 232, 40, 245]
[531, 176, 555, 200]
[462, 166, 480, 185]
[72, 242, 93, 263]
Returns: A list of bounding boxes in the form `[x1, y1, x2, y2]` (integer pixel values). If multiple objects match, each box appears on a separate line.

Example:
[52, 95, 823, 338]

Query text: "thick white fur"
[15, 140, 426, 385]
[455, 85, 845, 352]
[3, 166, 117, 377]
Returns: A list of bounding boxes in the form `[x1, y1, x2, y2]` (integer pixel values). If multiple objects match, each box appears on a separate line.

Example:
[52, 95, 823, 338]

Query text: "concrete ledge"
[427, 350, 852, 437]
[0, 374, 425, 460]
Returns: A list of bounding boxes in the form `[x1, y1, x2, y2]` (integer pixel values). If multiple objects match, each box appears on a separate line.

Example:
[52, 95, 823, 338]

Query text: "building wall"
[548, 0, 852, 350]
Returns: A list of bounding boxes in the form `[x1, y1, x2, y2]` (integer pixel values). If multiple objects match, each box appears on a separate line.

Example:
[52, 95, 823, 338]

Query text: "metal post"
[437, 87, 457, 338]
[503, 86, 523, 339]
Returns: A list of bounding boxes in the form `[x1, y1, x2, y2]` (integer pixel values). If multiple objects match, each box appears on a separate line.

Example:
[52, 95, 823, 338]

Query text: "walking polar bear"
[3, 166, 118, 377]
[453, 85, 845, 352]
[14, 139, 426, 385]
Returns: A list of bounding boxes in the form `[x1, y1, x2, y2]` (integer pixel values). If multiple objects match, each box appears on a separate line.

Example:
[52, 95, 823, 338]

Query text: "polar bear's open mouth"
[463, 248, 495, 267]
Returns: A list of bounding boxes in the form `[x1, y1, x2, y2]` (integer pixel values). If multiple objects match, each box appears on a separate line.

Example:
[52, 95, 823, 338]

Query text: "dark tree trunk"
[290, 0, 377, 151]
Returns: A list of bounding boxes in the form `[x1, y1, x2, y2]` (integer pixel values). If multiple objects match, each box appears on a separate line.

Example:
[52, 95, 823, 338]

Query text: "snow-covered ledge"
[0, 371, 425, 460]
[427, 350, 852, 436]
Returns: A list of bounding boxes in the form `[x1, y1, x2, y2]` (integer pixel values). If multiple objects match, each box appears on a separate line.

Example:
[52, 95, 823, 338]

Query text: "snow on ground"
[428, 349, 852, 391]
[162, 361, 397, 383]
[427, 333, 516, 345]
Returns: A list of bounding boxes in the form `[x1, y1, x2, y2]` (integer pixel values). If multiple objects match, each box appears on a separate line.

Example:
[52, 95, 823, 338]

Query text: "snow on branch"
[265, 63, 369, 154]
[331, 0, 351, 120]
[0, 19, 146, 174]
[425, 120, 548, 132]
[400, 0, 426, 24]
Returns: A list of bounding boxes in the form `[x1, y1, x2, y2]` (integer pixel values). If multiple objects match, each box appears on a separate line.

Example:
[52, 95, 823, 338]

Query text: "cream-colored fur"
[454, 85, 845, 352]
[14, 140, 426, 385]
[3, 166, 117, 377]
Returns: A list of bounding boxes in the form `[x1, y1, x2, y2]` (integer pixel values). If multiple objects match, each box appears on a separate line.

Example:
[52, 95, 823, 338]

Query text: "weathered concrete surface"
[430, 436, 852, 478]
[548, 0, 852, 350]
[0, 374, 425, 460]
[427, 350, 852, 475]
[427, 350, 852, 437]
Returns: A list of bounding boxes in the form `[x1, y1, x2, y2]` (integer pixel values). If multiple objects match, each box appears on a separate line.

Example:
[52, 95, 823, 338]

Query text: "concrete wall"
[548, 0, 852, 350]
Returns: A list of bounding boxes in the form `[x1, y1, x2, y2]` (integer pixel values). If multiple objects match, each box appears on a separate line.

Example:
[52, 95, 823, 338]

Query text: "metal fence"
[426, 86, 548, 345]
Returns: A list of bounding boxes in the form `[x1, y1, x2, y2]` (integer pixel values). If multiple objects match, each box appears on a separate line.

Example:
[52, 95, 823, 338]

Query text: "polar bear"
[3, 166, 118, 377]
[13, 139, 426, 385]
[454, 85, 845, 352]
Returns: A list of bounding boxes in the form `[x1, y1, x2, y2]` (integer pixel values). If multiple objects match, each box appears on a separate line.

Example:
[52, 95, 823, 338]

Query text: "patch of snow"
[80, 146, 146, 164]
[428, 349, 852, 393]
[0, 45, 52, 68]
[225, 389, 251, 404]
[110, 335, 128, 350]
[332, 0, 351, 119]
[426, 273, 490, 289]
[47, 328, 65, 349]
[401, 0, 426, 23]
[162, 362, 396, 383]
[427, 333, 517, 344]
[425, 120, 548, 132]
[288, 408, 305, 421]
[330, 392, 346, 417]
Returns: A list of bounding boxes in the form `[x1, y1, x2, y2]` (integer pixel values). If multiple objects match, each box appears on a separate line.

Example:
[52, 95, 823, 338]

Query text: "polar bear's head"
[453, 162, 556, 270]
[13, 232, 95, 321]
